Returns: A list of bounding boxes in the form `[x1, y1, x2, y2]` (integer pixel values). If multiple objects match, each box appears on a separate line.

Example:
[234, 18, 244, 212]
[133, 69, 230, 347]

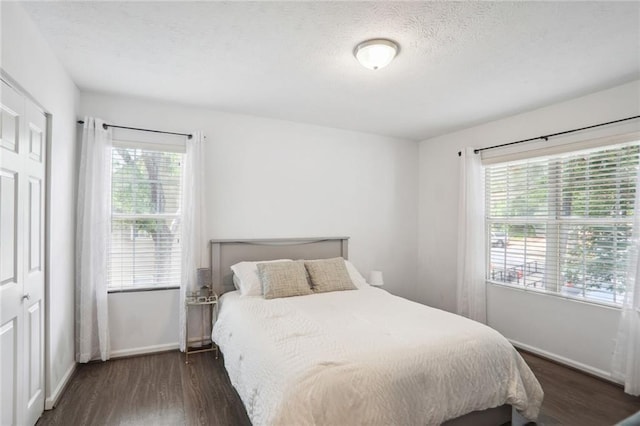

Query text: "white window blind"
[109, 146, 183, 291]
[486, 142, 640, 306]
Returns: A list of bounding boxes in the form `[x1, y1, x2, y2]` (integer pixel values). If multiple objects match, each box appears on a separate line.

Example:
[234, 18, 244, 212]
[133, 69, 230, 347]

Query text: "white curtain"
[456, 147, 487, 323]
[76, 117, 112, 362]
[179, 132, 206, 352]
[612, 169, 640, 396]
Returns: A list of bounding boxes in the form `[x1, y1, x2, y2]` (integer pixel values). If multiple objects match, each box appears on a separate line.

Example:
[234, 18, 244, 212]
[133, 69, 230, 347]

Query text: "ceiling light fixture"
[354, 39, 399, 70]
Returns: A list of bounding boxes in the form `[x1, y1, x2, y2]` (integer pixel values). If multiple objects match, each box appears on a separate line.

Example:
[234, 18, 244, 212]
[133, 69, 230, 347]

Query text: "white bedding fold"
[212, 287, 543, 426]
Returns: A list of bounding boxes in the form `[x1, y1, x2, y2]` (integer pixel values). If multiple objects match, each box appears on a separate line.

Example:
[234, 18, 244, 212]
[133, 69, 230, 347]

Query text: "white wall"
[418, 80, 640, 380]
[80, 92, 419, 355]
[1, 2, 80, 408]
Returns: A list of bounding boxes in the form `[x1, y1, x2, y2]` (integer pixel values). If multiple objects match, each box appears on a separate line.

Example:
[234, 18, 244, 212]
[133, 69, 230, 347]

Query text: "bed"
[210, 237, 543, 426]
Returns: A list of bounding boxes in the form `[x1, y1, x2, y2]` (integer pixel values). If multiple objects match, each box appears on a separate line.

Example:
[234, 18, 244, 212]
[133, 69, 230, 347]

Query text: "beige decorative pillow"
[304, 257, 357, 293]
[257, 261, 312, 299]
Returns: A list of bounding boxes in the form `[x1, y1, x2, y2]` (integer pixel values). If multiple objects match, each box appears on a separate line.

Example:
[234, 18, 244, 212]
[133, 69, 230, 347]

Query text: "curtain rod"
[457, 115, 640, 157]
[77, 120, 192, 139]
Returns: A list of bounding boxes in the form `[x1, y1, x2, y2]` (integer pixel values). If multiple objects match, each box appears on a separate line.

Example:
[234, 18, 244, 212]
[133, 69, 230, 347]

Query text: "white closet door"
[0, 79, 46, 426]
[23, 97, 46, 426]
[0, 79, 26, 426]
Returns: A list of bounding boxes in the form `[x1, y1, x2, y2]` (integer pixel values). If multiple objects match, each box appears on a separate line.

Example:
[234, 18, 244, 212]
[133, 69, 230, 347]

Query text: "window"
[486, 142, 640, 306]
[109, 146, 183, 291]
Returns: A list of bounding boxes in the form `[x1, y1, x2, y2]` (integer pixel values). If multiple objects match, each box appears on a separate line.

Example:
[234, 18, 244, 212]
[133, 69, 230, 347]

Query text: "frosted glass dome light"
[354, 39, 399, 70]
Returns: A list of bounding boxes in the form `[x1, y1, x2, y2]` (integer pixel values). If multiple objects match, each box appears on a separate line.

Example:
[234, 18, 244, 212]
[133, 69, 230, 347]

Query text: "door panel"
[0, 319, 18, 426]
[26, 301, 42, 407]
[28, 124, 42, 163]
[0, 170, 18, 285]
[0, 85, 21, 153]
[28, 178, 41, 272]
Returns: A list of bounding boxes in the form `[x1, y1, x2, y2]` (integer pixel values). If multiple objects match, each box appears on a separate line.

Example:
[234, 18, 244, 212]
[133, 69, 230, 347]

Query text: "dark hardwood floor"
[37, 351, 250, 426]
[519, 351, 640, 425]
[38, 350, 639, 426]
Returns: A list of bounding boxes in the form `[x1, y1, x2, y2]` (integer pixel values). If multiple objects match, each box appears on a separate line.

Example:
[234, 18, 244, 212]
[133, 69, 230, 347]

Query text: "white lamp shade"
[369, 270, 384, 287]
[354, 39, 398, 70]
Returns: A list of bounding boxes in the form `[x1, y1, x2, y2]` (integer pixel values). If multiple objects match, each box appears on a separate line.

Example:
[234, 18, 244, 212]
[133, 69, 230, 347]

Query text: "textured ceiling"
[21, 1, 640, 141]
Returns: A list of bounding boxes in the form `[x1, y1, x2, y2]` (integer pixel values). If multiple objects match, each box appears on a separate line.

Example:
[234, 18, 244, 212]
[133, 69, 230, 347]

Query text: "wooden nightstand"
[185, 291, 218, 364]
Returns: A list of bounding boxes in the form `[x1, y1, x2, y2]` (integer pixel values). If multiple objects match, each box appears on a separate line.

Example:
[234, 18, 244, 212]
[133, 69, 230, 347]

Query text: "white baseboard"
[110, 342, 180, 358]
[109, 337, 212, 359]
[45, 361, 76, 410]
[509, 338, 621, 384]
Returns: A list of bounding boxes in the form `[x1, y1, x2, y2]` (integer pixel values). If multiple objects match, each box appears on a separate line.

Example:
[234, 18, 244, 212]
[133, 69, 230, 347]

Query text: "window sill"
[487, 280, 623, 311]
[108, 286, 180, 294]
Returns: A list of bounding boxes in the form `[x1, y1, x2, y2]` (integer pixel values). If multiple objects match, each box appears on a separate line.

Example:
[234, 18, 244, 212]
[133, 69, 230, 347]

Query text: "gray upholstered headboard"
[210, 237, 349, 295]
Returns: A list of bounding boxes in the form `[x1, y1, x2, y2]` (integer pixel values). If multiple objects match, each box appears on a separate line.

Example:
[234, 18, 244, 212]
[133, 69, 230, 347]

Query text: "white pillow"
[344, 260, 369, 288]
[232, 274, 241, 291]
[230, 259, 292, 296]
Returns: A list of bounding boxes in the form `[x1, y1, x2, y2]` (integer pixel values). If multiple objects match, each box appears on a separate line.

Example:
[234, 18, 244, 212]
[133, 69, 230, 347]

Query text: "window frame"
[484, 137, 640, 308]
[107, 139, 186, 293]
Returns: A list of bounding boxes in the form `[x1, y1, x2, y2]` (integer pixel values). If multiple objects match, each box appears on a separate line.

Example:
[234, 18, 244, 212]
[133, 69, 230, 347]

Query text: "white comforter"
[212, 286, 543, 426]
